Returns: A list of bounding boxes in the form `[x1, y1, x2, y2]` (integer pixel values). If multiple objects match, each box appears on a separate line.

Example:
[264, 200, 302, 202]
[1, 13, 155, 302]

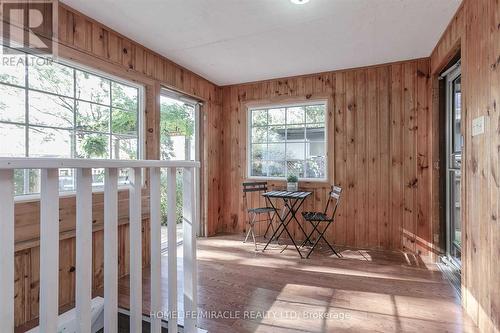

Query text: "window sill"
[246, 176, 330, 184]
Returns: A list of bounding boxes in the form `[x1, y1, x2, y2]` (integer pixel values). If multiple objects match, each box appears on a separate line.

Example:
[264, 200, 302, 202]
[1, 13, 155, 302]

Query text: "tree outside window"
[0, 46, 141, 194]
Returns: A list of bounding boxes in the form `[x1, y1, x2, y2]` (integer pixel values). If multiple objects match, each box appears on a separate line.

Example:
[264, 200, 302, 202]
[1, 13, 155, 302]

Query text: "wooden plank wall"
[430, 1, 499, 332]
[219, 59, 434, 255]
[11, 3, 222, 328]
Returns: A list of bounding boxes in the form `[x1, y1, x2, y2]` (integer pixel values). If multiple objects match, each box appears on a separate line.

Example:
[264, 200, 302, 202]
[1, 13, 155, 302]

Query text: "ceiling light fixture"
[290, 0, 310, 4]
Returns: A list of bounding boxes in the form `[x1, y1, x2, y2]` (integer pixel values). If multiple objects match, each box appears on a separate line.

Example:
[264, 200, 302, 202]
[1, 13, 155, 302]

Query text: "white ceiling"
[61, 0, 461, 86]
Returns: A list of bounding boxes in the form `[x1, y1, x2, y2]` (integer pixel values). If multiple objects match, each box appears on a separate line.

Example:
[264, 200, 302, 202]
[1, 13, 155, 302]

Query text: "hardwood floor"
[121, 234, 477, 333]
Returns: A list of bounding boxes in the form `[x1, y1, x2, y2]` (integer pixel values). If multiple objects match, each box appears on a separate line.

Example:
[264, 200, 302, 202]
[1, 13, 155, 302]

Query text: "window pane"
[0, 84, 25, 122]
[268, 108, 285, 125]
[118, 168, 131, 185]
[306, 105, 325, 123]
[306, 157, 326, 179]
[111, 135, 137, 160]
[268, 143, 285, 160]
[76, 101, 110, 132]
[268, 125, 286, 142]
[112, 82, 138, 110]
[251, 160, 266, 177]
[91, 168, 106, 187]
[14, 169, 40, 195]
[306, 124, 325, 141]
[287, 106, 305, 124]
[76, 70, 111, 104]
[286, 125, 305, 141]
[268, 161, 285, 177]
[28, 58, 74, 97]
[0, 52, 25, 86]
[112, 109, 137, 135]
[287, 161, 304, 178]
[307, 141, 326, 158]
[76, 132, 110, 159]
[251, 127, 267, 143]
[251, 109, 267, 126]
[286, 142, 305, 160]
[159, 96, 195, 161]
[0, 123, 25, 156]
[29, 127, 72, 157]
[251, 143, 266, 161]
[59, 168, 75, 192]
[29, 91, 74, 128]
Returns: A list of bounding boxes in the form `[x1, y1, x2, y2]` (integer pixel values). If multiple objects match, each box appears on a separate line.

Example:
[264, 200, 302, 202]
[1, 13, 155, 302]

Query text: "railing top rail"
[0, 157, 200, 169]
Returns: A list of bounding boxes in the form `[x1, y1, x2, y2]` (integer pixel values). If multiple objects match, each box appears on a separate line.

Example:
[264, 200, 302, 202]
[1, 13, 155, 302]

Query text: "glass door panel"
[446, 66, 462, 268]
[160, 93, 198, 248]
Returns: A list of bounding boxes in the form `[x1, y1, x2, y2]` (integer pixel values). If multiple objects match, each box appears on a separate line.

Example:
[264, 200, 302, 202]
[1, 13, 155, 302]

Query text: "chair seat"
[302, 211, 332, 222]
[248, 207, 275, 214]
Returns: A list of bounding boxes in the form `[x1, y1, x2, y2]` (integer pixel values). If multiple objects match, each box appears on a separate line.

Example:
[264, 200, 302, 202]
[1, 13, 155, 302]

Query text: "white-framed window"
[248, 101, 328, 181]
[0, 45, 144, 195]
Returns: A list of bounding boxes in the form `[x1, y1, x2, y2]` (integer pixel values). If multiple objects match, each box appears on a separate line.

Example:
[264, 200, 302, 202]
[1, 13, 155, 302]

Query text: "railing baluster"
[39, 168, 60, 333]
[0, 170, 14, 332]
[104, 168, 118, 333]
[167, 168, 178, 333]
[149, 167, 162, 333]
[183, 167, 198, 333]
[0, 158, 200, 331]
[129, 167, 143, 332]
[76, 168, 93, 332]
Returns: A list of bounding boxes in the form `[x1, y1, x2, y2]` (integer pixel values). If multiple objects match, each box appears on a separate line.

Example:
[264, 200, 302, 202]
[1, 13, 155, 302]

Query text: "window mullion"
[284, 107, 287, 179]
[24, 53, 29, 158]
[109, 80, 113, 158]
[304, 107, 307, 178]
[266, 109, 269, 178]
[72, 69, 77, 159]
[24, 53, 29, 194]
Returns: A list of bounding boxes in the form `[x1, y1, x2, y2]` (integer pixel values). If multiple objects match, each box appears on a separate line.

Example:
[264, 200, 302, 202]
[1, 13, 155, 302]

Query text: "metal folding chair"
[242, 181, 277, 250]
[301, 185, 343, 258]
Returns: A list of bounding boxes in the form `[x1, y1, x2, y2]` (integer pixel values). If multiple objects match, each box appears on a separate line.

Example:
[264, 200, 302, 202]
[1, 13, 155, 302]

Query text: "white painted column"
[149, 167, 162, 333]
[39, 168, 60, 333]
[167, 168, 178, 333]
[76, 168, 93, 333]
[183, 167, 198, 332]
[129, 167, 142, 332]
[0, 169, 14, 332]
[104, 168, 118, 333]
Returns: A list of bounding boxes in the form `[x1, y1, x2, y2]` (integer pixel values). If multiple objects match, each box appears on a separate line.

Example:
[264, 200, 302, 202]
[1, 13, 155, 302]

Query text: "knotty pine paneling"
[430, 1, 499, 331]
[13, 220, 150, 327]
[219, 59, 433, 255]
[11, 2, 222, 328]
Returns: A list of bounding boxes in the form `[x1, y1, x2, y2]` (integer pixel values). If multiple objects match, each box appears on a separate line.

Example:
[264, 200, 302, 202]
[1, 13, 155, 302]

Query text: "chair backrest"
[242, 181, 268, 211]
[242, 181, 268, 193]
[324, 185, 342, 220]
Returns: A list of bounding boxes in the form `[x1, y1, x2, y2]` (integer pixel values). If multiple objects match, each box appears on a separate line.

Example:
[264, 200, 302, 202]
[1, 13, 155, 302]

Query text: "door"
[159, 89, 200, 247]
[445, 64, 462, 268]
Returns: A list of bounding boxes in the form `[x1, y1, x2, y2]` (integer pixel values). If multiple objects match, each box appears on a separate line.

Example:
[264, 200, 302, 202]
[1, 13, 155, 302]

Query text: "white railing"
[0, 157, 200, 333]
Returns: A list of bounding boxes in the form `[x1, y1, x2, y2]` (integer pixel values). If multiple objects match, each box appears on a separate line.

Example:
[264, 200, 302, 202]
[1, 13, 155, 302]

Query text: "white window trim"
[0, 50, 146, 199]
[246, 99, 329, 182]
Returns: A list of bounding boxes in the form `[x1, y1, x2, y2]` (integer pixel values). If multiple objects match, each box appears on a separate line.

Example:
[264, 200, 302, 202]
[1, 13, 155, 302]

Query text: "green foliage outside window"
[159, 99, 195, 225]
